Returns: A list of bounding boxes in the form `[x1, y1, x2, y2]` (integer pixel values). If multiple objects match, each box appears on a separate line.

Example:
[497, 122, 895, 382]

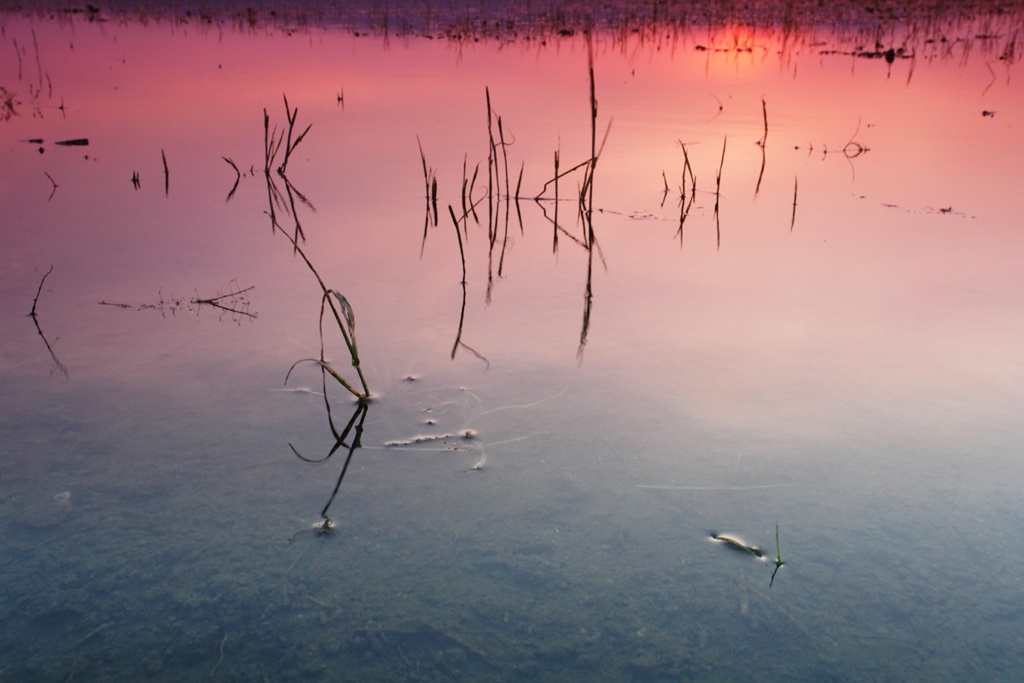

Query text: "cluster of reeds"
[415, 36, 609, 364]
[261, 95, 371, 401]
[532, 35, 609, 360]
[668, 140, 697, 245]
[481, 86, 524, 306]
[666, 94, 813, 244]
[416, 89, 517, 368]
[264, 94, 311, 177]
[417, 136, 439, 228]
[257, 97, 372, 531]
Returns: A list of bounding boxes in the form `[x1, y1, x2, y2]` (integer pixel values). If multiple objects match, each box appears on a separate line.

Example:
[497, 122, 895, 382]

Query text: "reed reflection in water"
[1, 2, 1023, 681]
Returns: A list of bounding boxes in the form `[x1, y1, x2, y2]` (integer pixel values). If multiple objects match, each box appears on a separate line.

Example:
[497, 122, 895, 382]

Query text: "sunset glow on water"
[2, 3, 1023, 681]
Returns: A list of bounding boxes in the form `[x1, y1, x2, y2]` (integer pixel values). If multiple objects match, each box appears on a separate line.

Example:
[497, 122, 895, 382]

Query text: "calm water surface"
[2, 3, 1024, 681]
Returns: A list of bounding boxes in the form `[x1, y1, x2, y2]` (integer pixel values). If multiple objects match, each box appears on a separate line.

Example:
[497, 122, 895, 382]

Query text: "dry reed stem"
[790, 176, 798, 231]
[447, 205, 468, 284]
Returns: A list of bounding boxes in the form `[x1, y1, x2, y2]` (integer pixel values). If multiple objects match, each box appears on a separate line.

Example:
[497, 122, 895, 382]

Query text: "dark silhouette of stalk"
[290, 398, 369, 532]
[755, 97, 767, 196]
[28, 265, 68, 377]
[714, 135, 726, 250]
[161, 148, 169, 196]
[30, 265, 51, 318]
[278, 94, 311, 175]
[263, 98, 368, 400]
[44, 171, 58, 200]
[553, 149, 560, 252]
[485, 87, 498, 245]
[790, 176, 799, 231]
[676, 191, 695, 248]
[448, 205, 467, 285]
[417, 135, 438, 228]
[265, 95, 311, 177]
[222, 157, 240, 201]
[192, 284, 257, 320]
[770, 522, 784, 587]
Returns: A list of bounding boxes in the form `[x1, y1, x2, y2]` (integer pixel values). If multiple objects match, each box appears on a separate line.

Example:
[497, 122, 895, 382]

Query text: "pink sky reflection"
[2, 13, 1021, 442]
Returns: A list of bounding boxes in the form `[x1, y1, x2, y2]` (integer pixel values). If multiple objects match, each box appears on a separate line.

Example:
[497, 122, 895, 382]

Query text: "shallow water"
[2, 3, 1024, 681]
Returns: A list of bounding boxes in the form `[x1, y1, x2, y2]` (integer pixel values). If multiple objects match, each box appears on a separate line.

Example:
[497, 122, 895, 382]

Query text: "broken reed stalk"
[468, 163, 480, 206]
[588, 35, 597, 200]
[448, 205, 468, 284]
[497, 115, 510, 199]
[514, 163, 525, 231]
[715, 135, 727, 199]
[417, 135, 438, 226]
[553, 149, 560, 244]
[486, 87, 499, 205]
[713, 136, 726, 250]
[264, 95, 311, 177]
[311, 400, 368, 530]
[534, 157, 593, 199]
[461, 154, 469, 227]
[677, 140, 696, 199]
[755, 97, 767, 195]
[770, 521, 784, 587]
[44, 171, 58, 200]
[263, 109, 282, 174]
[161, 148, 169, 196]
[279, 94, 312, 176]
[272, 194, 369, 400]
[761, 96, 768, 146]
[282, 247, 370, 400]
[222, 156, 241, 201]
[790, 176, 798, 231]
[29, 264, 53, 318]
[29, 264, 69, 377]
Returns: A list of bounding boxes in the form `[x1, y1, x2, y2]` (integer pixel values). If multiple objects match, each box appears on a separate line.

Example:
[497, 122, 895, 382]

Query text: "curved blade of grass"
[285, 358, 363, 399]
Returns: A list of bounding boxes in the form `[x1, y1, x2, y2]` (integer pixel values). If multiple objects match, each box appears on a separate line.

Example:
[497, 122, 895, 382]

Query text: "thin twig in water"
[30, 264, 53, 318]
[790, 176, 798, 231]
[448, 205, 467, 284]
[755, 97, 767, 195]
[417, 135, 438, 226]
[770, 521, 784, 587]
[222, 156, 241, 201]
[278, 94, 312, 176]
[760, 96, 768, 146]
[44, 171, 58, 200]
[161, 148, 169, 196]
[714, 135, 726, 249]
